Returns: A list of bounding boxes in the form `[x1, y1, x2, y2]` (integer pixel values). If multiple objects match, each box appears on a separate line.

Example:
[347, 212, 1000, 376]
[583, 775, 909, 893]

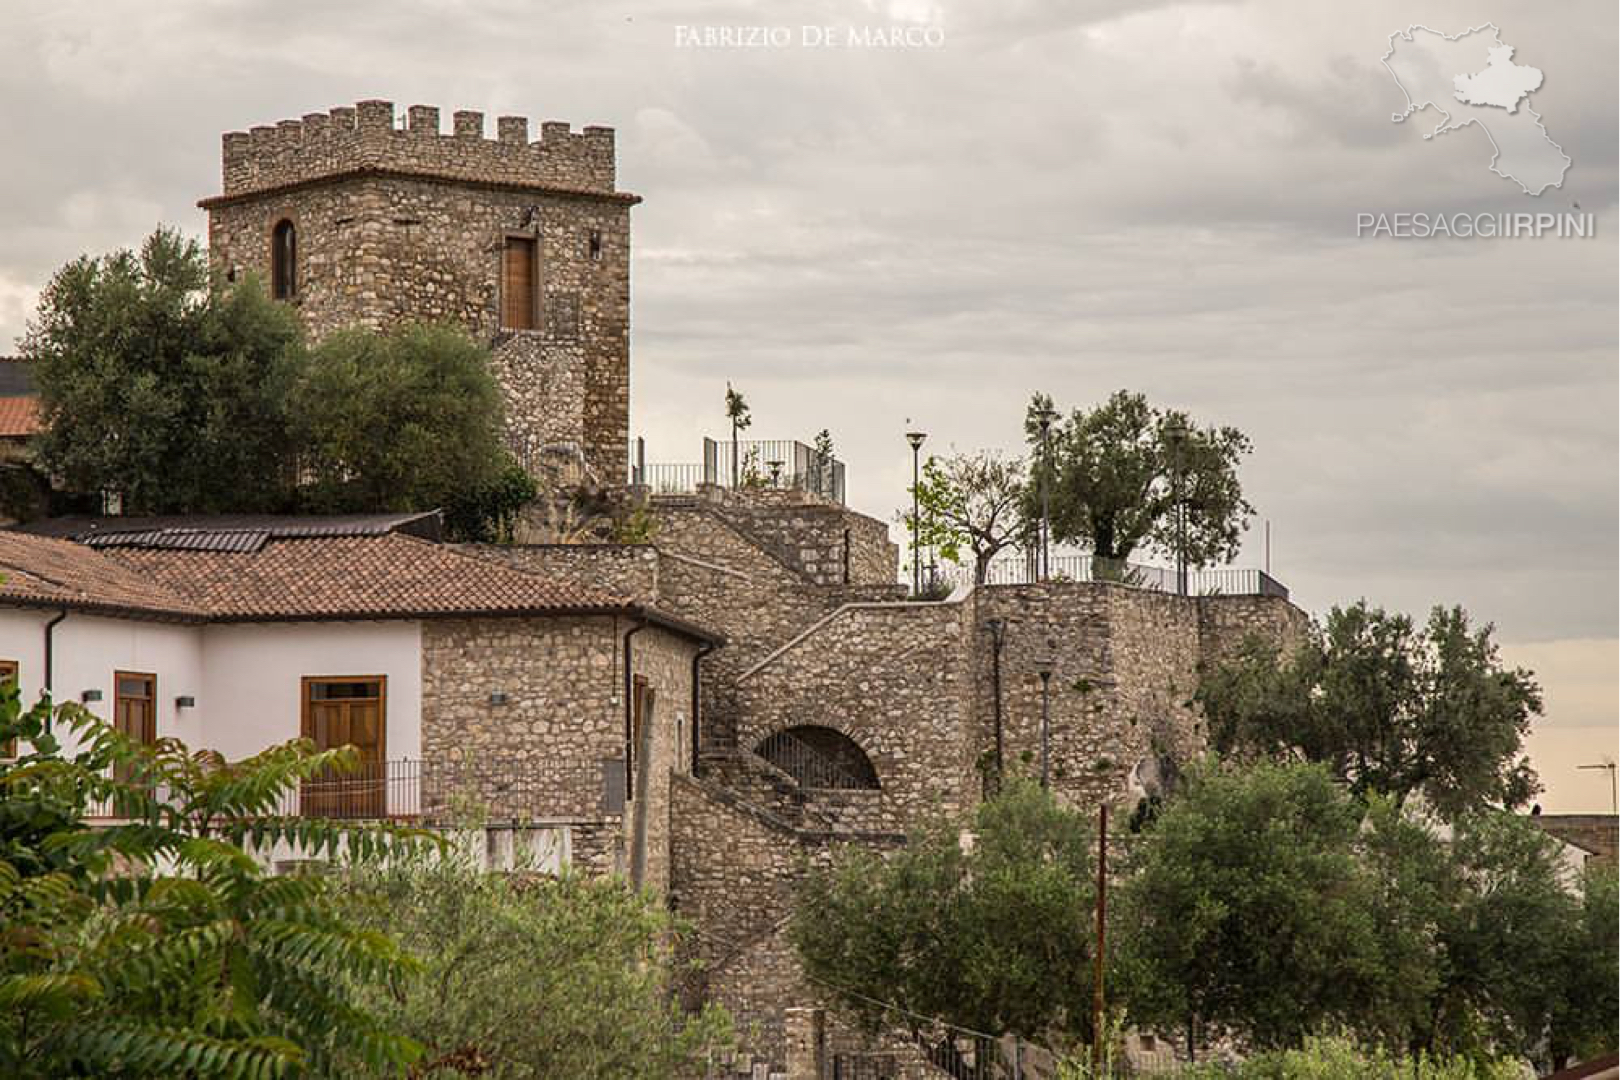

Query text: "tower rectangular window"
[502, 236, 538, 330]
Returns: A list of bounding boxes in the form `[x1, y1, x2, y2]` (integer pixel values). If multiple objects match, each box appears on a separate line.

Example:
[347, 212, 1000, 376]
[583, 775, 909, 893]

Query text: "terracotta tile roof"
[105, 534, 635, 621]
[0, 532, 203, 619]
[0, 524, 722, 642]
[0, 396, 40, 438]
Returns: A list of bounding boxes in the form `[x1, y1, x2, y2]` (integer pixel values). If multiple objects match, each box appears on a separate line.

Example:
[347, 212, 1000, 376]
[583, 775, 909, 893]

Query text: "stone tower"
[199, 99, 637, 485]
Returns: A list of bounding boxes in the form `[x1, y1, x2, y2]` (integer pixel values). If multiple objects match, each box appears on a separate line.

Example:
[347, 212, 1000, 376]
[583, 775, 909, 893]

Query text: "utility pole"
[1092, 802, 1108, 1078]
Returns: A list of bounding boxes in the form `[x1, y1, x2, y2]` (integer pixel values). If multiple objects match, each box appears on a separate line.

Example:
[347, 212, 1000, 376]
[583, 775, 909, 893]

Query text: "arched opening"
[271, 219, 297, 300]
[755, 725, 881, 790]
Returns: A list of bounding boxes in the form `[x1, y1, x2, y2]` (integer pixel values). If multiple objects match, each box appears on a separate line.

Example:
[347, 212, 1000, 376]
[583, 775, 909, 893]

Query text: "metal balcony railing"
[84, 756, 609, 824]
[628, 436, 846, 504]
[934, 552, 1289, 600]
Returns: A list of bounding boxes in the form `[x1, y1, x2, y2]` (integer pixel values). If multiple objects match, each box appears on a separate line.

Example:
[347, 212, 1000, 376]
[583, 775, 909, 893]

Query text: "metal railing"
[627, 436, 846, 504]
[86, 756, 609, 824]
[754, 729, 880, 791]
[938, 551, 1288, 600]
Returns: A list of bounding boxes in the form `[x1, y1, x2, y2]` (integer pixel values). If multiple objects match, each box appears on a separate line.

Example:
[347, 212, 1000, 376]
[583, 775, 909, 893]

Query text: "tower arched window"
[271, 219, 297, 300]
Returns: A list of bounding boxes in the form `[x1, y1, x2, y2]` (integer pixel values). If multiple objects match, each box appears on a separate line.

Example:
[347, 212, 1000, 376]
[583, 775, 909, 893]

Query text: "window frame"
[300, 675, 387, 759]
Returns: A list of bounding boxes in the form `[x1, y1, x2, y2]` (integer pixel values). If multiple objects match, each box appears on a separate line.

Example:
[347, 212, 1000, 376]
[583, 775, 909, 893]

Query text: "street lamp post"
[1036, 644, 1056, 788]
[1164, 417, 1189, 596]
[1036, 406, 1056, 581]
[906, 430, 927, 595]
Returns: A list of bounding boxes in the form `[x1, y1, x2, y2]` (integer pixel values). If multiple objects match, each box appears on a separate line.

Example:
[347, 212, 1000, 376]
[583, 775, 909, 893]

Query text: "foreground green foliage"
[24, 227, 528, 538]
[792, 780, 1098, 1044]
[1197, 601, 1541, 818]
[336, 840, 732, 1078]
[1165, 1035, 1522, 1079]
[0, 686, 427, 1078]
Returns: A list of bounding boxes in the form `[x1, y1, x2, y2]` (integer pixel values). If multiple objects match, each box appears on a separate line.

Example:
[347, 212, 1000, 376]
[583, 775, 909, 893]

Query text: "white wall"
[0, 608, 203, 755]
[200, 621, 422, 761]
[0, 609, 421, 764]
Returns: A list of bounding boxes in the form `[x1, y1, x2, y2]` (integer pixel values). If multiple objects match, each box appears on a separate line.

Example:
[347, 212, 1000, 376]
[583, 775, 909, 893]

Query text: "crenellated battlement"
[208, 99, 623, 203]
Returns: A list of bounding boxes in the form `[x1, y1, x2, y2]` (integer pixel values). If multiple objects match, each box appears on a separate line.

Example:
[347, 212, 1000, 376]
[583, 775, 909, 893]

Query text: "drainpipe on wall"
[621, 615, 647, 881]
[42, 610, 67, 733]
[690, 640, 715, 776]
[622, 616, 647, 784]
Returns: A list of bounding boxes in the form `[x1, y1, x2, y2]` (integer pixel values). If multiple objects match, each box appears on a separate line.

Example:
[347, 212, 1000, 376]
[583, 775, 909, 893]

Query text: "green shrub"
[335, 841, 732, 1078]
[1163, 1035, 1522, 1079]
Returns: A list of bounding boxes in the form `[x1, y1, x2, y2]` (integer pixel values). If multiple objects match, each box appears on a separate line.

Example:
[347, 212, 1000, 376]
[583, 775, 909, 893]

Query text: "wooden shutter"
[502, 237, 537, 330]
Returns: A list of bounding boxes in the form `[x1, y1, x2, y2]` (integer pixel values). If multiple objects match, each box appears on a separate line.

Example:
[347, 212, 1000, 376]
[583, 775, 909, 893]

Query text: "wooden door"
[501, 236, 537, 330]
[113, 672, 155, 784]
[301, 677, 386, 818]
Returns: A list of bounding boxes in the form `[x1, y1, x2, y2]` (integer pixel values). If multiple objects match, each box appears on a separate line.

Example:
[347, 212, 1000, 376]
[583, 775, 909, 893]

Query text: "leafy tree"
[1115, 762, 1382, 1052]
[723, 381, 751, 487]
[336, 840, 732, 1078]
[292, 322, 510, 519]
[1355, 795, 1455, 1054]
[907, 450, 1029, 585]
[811, 427, 837, 497]
[1432, 812, 1594, 1068]
[442, 460, 540, 543]
[1551, 863, 1619, 1067]
[1024, 390, 1253, 568]
[791, 780, 1098, 1046]
[0, 684, 426, 1078]
[24, 227, 305, 514]
[1197, 602, 1541, 818]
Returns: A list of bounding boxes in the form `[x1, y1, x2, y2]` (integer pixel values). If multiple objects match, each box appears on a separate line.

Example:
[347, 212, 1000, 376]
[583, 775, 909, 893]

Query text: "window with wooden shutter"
[502, 236, 537, 330]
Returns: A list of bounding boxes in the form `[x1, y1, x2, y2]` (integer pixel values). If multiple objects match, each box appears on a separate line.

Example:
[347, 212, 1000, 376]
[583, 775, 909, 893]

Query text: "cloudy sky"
[2, 0, 1614, 809]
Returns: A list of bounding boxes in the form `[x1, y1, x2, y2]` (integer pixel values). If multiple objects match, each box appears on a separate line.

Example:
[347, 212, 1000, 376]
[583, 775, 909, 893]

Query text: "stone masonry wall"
[630, 625, 698, 894]
[455, 543, 660, 604]
[213, 100, 617, 197]
[419, 614, 698, 887]
[203, 101, 633, 484]
[669, 774, 901, 1069]
[733, 598, 979, 833]
[688, 488, 899, 586]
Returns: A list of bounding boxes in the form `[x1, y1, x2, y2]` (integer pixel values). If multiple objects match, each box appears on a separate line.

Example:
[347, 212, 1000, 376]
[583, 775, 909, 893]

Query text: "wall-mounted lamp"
[488, 690, 510, 706]
[81, 689, 102, 703]
[175, 695, 196, 708]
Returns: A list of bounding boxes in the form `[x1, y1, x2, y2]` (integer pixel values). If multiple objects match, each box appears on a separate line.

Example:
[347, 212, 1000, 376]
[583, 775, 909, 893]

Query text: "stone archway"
[754, 725, 881, 790]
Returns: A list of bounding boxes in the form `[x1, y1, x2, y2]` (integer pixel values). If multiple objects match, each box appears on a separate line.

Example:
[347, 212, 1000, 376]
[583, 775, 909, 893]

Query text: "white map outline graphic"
[1381, 22, 1571, 196]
